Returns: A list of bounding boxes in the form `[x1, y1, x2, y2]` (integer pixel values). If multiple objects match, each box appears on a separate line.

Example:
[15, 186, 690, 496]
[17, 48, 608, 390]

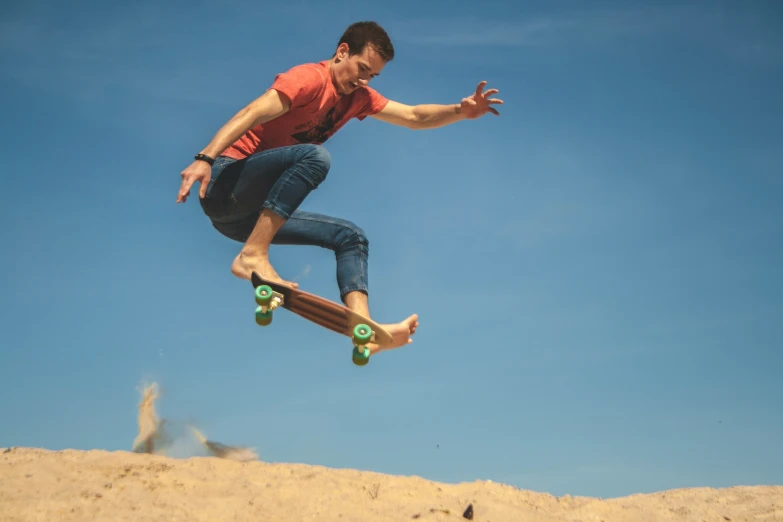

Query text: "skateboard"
[250, 271, 394, 366]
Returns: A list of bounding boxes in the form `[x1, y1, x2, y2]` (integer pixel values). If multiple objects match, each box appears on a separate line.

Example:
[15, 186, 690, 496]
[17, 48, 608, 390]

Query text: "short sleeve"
[356, 87, 389, 120]
[269, 64, 326, 108]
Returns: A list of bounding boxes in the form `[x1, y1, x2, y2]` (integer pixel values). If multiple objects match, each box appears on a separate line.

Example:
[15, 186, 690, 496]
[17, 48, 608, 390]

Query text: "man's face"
[332, 43, 386, 95]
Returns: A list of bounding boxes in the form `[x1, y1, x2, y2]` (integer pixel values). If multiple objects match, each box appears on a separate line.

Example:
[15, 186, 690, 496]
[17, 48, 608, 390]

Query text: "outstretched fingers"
[177, 179, 193, 203]
[475, 80, 488, 97]
[470, 81, 503, 116]
[488, 96, 503, 115]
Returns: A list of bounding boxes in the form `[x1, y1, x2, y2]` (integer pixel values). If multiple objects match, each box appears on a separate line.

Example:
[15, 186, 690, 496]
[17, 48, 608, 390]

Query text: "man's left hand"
[460, 81, 503, 119]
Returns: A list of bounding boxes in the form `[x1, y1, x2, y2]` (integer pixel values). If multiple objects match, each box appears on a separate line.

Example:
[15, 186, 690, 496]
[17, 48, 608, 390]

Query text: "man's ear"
[335, 42, 350, 60]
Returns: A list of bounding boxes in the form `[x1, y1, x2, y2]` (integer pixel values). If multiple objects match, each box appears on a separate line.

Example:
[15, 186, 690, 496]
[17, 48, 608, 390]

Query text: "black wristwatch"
[194, 153, 215, 166]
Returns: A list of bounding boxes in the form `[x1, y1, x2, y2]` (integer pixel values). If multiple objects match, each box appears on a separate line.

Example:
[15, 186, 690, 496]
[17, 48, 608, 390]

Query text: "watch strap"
[194, 153, 215, 166]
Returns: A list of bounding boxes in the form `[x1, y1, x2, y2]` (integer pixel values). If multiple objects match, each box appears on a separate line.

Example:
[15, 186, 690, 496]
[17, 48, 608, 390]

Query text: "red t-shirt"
[221, 60, 389, 160]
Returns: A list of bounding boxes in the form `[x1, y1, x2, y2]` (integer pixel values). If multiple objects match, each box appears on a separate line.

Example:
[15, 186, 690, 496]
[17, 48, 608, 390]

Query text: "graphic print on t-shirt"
[291, 106, 343, 144]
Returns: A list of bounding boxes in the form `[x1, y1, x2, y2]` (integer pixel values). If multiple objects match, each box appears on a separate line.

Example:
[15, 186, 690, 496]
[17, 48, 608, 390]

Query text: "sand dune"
[1, 447, 781, 521]
[1, 384, 780, 521]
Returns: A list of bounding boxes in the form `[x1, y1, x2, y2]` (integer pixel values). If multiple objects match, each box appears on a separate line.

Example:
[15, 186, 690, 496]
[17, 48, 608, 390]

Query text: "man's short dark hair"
[338, 21, 394, 62]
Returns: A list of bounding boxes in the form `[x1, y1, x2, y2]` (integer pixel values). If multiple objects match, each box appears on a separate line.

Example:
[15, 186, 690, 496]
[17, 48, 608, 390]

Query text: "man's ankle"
[239, 246, 269, 259]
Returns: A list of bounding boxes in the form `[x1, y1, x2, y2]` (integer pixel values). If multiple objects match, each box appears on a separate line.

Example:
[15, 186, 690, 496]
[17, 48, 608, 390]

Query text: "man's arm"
[199, 89, 291, 158]
[176, 89, 291, 203]
[370, 81, 502, 131]
[371, 100, 465, 130]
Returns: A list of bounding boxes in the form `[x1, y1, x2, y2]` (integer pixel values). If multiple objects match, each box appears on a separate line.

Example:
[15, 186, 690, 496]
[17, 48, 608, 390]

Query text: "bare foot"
[230, 251, 298, 288]
[369, 314, 419, 355]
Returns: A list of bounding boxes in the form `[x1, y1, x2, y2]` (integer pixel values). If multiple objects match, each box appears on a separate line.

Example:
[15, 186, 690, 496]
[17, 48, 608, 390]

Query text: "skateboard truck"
[253, 284, 374, 366]
[254, 285, 283, 326]
[350, 324, 373, 366]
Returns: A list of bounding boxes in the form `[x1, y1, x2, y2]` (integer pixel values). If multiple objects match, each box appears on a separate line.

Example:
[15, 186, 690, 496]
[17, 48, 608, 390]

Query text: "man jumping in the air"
[176, 21, 502, 356]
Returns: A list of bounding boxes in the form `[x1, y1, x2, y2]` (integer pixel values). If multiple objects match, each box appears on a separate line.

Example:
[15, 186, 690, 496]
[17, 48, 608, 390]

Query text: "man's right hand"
[177, 160, 212, 203]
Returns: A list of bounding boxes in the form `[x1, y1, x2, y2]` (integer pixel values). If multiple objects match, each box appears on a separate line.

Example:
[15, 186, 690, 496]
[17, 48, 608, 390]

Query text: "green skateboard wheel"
[255, 285, 274, 306]
[352, 345, 370, 366]
[255, 306, 272, 326]
[352, 324, 373, 345]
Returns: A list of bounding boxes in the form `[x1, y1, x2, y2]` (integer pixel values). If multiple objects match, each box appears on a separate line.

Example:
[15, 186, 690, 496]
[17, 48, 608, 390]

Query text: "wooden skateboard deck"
[250, 271, 393, 365]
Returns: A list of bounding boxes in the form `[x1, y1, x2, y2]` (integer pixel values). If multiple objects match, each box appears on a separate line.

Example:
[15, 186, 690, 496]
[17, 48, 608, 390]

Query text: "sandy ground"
[2, 448, 781, 522]
[1, 384, 780, 521]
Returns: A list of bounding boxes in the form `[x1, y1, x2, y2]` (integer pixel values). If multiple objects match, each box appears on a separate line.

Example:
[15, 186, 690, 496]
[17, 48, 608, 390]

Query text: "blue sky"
[1, 0, 782, 499]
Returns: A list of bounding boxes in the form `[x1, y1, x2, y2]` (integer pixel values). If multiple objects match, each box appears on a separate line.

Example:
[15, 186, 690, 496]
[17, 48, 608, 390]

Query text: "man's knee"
[335, 221, 369, 252]
[307, 144, 331, 170]
[299, 144, 331, 187]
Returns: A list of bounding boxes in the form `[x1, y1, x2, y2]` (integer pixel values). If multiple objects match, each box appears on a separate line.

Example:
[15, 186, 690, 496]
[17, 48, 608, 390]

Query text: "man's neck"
[326, 57, 344, 96]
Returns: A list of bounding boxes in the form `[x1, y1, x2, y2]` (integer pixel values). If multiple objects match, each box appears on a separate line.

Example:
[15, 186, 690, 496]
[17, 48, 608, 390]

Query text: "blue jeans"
[199, 144, 369, 299]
